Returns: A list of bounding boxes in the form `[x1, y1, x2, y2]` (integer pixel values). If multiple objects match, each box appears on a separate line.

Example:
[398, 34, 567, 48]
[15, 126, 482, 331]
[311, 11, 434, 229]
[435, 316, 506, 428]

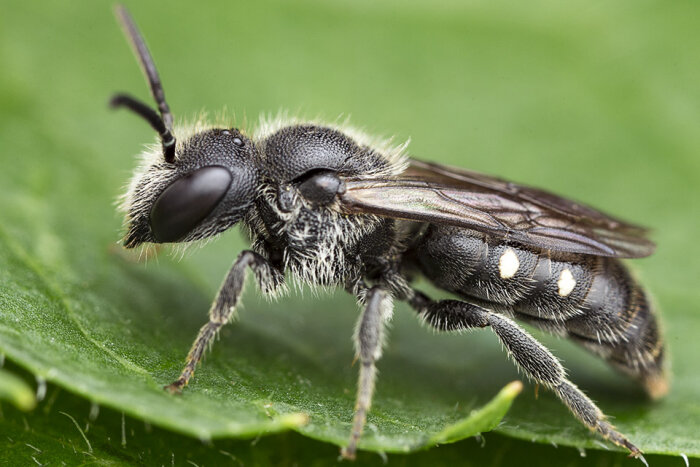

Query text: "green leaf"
[1, 0, 700, 461]
[0, 223, 518, 453]
[0, 379, 686, 466]
[0, 367, 35, 411]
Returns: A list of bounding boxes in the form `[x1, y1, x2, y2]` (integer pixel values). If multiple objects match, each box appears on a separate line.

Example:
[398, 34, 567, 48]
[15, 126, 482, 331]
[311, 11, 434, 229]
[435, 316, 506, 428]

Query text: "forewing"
[339, 159, 655, 258]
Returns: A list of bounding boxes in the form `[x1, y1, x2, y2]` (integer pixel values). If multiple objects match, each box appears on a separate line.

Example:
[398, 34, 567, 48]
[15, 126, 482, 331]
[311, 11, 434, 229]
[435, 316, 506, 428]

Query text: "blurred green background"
[1, 0, 699, 465]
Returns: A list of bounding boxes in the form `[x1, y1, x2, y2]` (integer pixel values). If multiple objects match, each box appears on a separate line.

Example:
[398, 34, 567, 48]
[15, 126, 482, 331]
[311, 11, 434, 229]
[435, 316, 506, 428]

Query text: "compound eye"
[150, 166, 232, 242]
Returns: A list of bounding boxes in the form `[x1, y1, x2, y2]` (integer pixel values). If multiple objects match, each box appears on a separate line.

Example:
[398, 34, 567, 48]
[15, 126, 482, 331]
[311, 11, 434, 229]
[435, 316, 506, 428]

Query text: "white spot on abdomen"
[499, 248, 520, 279]
[558, 268, 576, 296]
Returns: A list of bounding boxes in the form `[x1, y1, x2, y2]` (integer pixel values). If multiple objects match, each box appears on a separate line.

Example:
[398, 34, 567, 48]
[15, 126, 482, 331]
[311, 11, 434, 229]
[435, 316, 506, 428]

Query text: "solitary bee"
[112, 5, 666, 459]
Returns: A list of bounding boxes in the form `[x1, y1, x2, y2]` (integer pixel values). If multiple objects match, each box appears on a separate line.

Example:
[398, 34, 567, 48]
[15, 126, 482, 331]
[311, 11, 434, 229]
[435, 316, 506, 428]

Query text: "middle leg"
[341, 286, 393, 460]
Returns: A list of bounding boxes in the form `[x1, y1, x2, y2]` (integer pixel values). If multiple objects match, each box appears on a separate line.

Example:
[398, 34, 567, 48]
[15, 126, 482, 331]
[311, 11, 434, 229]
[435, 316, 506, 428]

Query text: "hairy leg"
[165, 250, 283, 392]
[341, 286, 393, 460]
[412, 295, 641, 456]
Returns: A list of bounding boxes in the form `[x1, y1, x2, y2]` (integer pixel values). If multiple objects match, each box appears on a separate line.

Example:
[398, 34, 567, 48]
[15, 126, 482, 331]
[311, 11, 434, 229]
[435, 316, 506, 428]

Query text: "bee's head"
[111, 6, 259, 248]
[118, 127, 259, 248]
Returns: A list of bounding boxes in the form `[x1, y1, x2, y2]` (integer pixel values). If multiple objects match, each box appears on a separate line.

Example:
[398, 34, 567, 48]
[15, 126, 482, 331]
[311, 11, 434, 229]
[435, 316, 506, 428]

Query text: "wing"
[339, 159, 655, 258]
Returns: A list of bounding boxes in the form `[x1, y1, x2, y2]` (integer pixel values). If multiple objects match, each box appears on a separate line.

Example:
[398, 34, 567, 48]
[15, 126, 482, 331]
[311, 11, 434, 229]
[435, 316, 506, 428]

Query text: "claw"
[340, 446, 356, 461]
[163, 379, 185, 394]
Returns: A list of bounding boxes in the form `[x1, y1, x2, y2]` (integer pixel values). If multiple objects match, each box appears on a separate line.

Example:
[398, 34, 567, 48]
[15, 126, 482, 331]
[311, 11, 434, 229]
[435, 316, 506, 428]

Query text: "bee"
[111, 5, 666, 459]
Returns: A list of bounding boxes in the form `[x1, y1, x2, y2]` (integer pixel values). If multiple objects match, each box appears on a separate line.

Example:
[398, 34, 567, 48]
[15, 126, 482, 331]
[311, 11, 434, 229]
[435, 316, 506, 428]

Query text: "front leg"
[341, 286, 393, 460]
[165, 250, 283, 393]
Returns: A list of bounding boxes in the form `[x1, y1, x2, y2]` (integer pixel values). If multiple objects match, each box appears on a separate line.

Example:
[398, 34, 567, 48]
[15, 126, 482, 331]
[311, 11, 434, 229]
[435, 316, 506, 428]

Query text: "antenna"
[112, 4, 176, 162]
[110, 94, 176, 162]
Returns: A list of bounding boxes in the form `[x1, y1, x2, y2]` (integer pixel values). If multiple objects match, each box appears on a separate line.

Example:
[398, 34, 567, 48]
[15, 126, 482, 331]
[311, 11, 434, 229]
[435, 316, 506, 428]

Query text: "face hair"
[113, 4, 176, 162]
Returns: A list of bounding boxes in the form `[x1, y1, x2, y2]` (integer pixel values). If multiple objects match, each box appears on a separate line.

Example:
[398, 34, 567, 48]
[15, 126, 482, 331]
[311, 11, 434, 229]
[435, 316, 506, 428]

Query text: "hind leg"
[411, 294, 642, 456]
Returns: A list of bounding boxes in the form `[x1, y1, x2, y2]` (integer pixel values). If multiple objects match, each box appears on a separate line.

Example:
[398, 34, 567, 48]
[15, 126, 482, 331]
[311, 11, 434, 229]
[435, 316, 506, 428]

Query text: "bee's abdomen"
[413, 225, 595, 316]
[564, 258, 667, 398]
[412, 225, 667, 398]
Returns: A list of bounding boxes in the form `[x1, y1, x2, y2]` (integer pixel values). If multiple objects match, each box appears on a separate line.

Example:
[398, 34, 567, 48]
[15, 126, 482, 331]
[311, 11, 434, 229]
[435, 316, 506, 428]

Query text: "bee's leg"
[165, 250, 283, 393]
[341, 286, 393, 460]
[411, 296, 642, 457]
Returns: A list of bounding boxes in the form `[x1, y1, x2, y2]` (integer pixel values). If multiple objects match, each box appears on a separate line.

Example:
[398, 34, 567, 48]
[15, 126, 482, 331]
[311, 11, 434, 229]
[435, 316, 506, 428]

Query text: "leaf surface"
[0, 0, 699, 460]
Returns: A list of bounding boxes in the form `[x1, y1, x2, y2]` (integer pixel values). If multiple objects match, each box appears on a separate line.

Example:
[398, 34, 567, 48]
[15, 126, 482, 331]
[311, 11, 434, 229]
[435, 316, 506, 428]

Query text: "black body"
[112, 5, 665, 460]
[243, 125, 666, 397]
